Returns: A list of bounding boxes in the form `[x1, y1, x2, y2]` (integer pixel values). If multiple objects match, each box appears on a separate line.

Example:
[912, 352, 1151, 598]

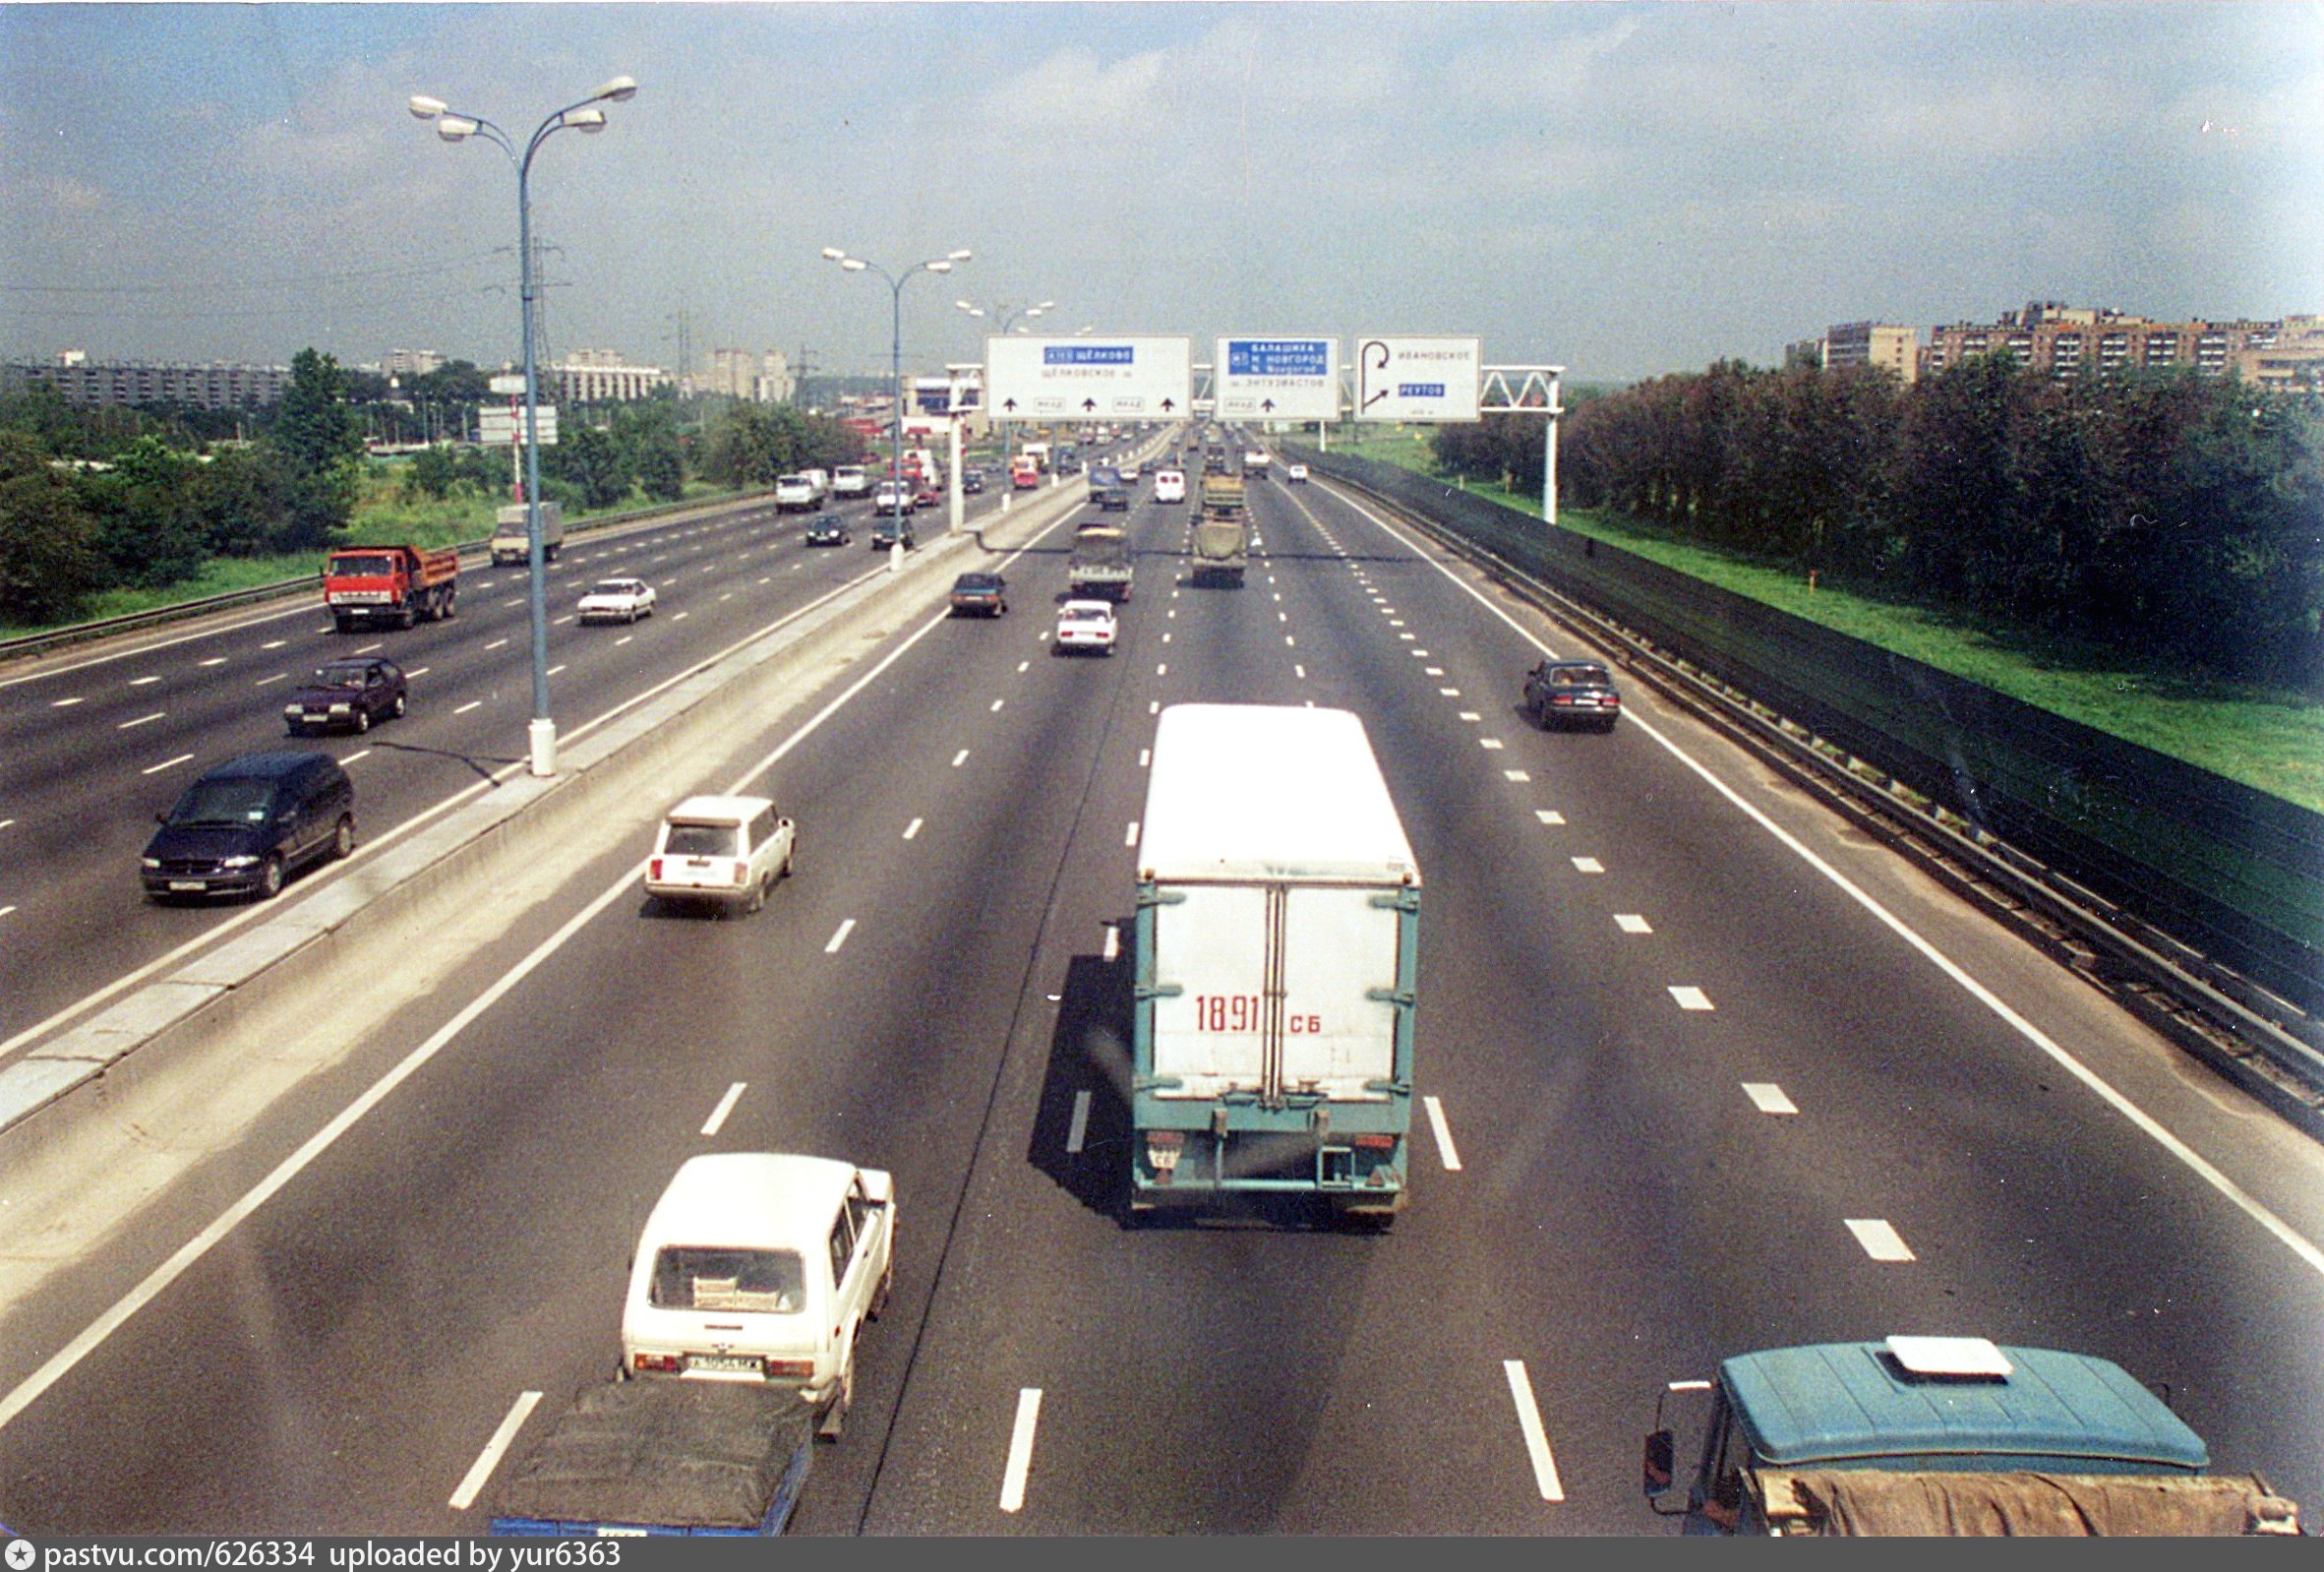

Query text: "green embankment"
[1310, 431, 2324, 814]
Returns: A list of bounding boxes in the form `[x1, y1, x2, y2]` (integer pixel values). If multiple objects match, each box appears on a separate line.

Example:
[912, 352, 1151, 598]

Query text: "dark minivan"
[141, 753, 355, 901]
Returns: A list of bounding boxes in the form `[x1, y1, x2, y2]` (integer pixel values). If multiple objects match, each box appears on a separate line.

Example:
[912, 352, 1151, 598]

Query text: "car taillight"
[632, 1353, 680, 1373]
[733, 859, 749, 884]
[1352, 1134, 1396, 1150]
[1604, 695, 1620, 705]
[764, 1359, 814, 1379]
[649, 858, 664, 880]
[1551, 695, 1573, 705]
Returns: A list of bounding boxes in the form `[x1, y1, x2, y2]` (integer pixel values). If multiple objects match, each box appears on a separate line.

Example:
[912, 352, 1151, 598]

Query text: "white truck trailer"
[1130, 704, 1421, 1222]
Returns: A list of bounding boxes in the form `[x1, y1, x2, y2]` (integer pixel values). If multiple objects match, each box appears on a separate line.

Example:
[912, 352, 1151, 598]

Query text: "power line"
[0, 250, 512, 296]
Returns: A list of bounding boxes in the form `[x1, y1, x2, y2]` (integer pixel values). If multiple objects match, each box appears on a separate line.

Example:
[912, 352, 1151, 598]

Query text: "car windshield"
[649, 1246, 805, 1313]
[663, 822, 739, 857]
[169, 779, 275, 825]
[589, 582, 633, 597]
[311, 665, 370, 690]
[331, 555, 396, 577]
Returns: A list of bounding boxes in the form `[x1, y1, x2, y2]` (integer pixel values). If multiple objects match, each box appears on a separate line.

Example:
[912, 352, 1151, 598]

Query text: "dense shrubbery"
[1433, 360, 2324, 687]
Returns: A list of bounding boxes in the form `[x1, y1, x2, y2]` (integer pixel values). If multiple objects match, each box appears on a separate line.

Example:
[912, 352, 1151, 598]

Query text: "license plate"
[168, 880, 206, 892]
[687, 1354, 763, 1374]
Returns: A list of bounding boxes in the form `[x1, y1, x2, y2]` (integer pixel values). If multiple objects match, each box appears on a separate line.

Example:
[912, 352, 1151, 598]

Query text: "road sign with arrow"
[1353, 335, 1481, 422]
[1215, 336, 1340, 421]
[984, 335, 1191, 421]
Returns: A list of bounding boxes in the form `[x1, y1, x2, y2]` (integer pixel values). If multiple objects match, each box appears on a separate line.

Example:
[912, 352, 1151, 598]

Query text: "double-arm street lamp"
[954, 298, 1053, 484]
[408, 75, 637, 777]
[821, 247, 972, 533]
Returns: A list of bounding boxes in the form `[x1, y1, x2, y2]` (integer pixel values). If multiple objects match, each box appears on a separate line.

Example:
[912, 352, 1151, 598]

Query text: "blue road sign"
[1227, 339, 1332, 379]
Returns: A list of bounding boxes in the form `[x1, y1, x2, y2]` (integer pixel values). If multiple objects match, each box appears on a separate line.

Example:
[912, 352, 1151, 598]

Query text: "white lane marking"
[1479, 738, 1504, 751]
[354, 642, 383, 654]
[989, 698, 1006, 714]
[1102, 923, 1121, 961]
[553, 614, 574, 626]
[340, 750, 372, 766]
[1294, 664, 1306, 680]
[453, 700, 483, 715]
[0, 820, 12, 830]
[1459, 711, 1481, 721]
[404, 666, 431, 679]
[1503, 769, 1531, 782]
[701, 1081, 747, 1137]
[1273, 592, 1282, 602]
[1125, 820, 1140, 846]
[502, 597, 523, 608]
[1157, 663, 1168, 675]
[0, 906, 14, 918]
[1847, 1218, 1916, 1261]
[1503, 1360, 1567, 1502]
[117, 711, 165, 730]
[1615, 914, 1653, 934]
[130, 676, 160, 687]
[1439, 688, 1460, 696]
[1162, 633, 1172, 644]
[719, 592, 734, 602]
[1018, 660, 1030, 673]
[449, 1390, 543, 1511]
[999, 1388, 1043, 1513]
[1743, 1082, 1799, 1115]
[140, 754, 194, 775]
[1167, 609, 1176, 620]
[1138, 749, 1151, 767]
[50, 696, 84, 708]
[255, 673, 287, 687]
[546, 663, 566, 677]
[1571, 857, 1605, 874]
[1534, 810, 1566, 825]
[615, 635, 633, 647]
[952, 749, 970, 768]
[1283, 636, 1295, 648]
[261, 640, 286, 650]
[1423, 1095, 1463, 1172]
[198, 657, 226, 668]
[485, 637, 509, 650]
[672, 611, 688, 621]
[825, 919, 856, 954]
[1279, 612, 1289, 624]
[1670, 986, 1715, 1010]
[1425, 667, 1445, 676]
[904, 817, 924, 841]
[1066, 1091, 1093, 1155]
[1148, 700, 1159, 714]
[1412, 649, 1430, 657]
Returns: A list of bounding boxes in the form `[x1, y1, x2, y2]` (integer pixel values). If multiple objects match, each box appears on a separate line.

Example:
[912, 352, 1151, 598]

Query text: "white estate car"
[773, 474, 823, 513]
[644, 795, 796, 914]
[623, 1153, 895, 1436]
[1119, 461, 1142, 482]
[830, 465, 870, 498]
[1153, 468, 1187, 504]
[1052, 599, 1118, 656]
[577, 577, 656, 624]
[1286, 463, 1310, 483]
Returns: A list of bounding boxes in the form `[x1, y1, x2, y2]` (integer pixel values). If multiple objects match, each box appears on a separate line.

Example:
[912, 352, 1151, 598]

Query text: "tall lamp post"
[821, 247, 972, 540]
[954, 298, 1053, 488]
[408, 76, 638, 778]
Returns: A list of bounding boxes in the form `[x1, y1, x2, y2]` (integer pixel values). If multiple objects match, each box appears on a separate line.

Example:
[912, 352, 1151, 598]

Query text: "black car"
[962, 470, 986, 495]
[141, 752, 355, 901]
[804, 518, 853, 546]
[870, 516, 917, 550]
[282, 656, 405, 736]
[948, 573, 1008, 617]
[1522, 659, 1623, 732]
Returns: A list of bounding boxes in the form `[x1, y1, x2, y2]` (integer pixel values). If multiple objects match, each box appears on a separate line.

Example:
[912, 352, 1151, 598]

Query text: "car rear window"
[663, 822, 739, 857]
[649, 1246, 805, 1313]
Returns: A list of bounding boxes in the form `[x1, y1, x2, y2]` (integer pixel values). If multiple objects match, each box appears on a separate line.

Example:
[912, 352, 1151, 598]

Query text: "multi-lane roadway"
[1, 441, 2319, 1533]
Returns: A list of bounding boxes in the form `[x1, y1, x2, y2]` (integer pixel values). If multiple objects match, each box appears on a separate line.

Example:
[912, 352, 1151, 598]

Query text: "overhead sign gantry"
[984, 335, 1192, 420]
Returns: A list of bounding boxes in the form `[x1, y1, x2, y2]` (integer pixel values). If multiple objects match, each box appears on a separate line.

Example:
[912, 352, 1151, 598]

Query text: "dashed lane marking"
[1102, 923, 1121, 961]
[1423, 1095, 1463, 1172]
[1425, 667, 1445, 676]
[1615, 914, 1653, 934]
[1669, 986, 1714, 1010]
[404, 667, 431, 679]
[1139, 749, 1151, 767]
[1503, 769, 1531, 782]
[255, 673, 287, 687]
[50, 697, 84, 708]
[485, 637, 509, 650]
[1535, 811, 1566, 825]
[117, 712, 164, 730]
[130, 676, 160, 687]
[1503, 1361, 1567, 1503]
[1294, 664, 1306, 680]
[1571, 857, 1605, 874]
[952, 750, 970, 767]
[1846, 1219, 1915, 1261]
[701, 1082, 746, 1137]
[1000, 1387, 1043, 1513]
[904, 817, 924, 840]
[454, 700, 482, 715]
[1018, 660, 1030, 673]
[1479, 738, 1504, 750]
[615, 635, 633, 647]
[449, 1391, 543, 1511]
[990, 698, 1005, 712]
[1459, 711, 1481, 721]
[339, 750, 370, 765]
[1125, 820, 1140, 846]
[824, 919, 856, 954]
[262, 640, 286, 650]
[1743, 1082, 1798, 1115]
[198, 657, 226, 668]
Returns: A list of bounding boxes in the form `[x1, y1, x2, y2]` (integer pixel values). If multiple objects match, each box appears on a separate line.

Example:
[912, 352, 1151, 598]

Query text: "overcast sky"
[2, 2, 2316, 384]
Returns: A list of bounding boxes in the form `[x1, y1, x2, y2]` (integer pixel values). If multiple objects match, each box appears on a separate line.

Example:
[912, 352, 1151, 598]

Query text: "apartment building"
[1921, 302, 2319, 387]
[1822, 322, 1920, 383]
[3, 352, 291, 410]
[551, 348, 671, 403]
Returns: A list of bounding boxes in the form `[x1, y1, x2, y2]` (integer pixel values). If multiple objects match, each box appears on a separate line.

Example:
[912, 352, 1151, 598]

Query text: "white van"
[1153, 468, 1187, 505]
[773, 475, 821, 513]
[623, 1153, 895, 1436]
[831, 465, 870, 498]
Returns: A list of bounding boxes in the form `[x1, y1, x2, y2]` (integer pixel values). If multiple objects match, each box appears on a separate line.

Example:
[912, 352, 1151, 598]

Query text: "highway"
[0, 481, 1015, 1057]
[0, 439, 2319, 1533]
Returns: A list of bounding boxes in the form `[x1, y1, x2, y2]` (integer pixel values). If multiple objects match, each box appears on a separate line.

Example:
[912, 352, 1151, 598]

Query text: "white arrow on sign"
[984, 336, 1191, 422]
[1215, 336, 1341, 421]
[1353, 335, 1482, 423]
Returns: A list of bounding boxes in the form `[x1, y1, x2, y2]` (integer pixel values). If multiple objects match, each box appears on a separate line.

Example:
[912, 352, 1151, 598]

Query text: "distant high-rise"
[383, 348, 446, 380]
[551, 349, 670, 403]
[1822, 323, 1919, 384]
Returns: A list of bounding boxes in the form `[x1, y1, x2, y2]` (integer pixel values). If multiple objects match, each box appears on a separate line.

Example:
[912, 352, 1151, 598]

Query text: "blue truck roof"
[1722, 1343, 2210, 1473]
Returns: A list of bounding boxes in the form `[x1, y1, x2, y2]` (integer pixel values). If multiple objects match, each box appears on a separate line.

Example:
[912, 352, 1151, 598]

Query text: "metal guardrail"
[1289, 444, 2324, 1133]
[0, 489, 761, 664]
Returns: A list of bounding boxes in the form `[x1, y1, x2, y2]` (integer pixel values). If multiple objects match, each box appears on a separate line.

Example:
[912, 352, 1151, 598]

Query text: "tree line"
[1430, 359, 2324, 688]
[0, 350, 864, 627]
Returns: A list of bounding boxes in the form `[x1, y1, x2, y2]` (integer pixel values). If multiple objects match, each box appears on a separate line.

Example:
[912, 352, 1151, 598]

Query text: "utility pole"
[794, 343, 816, 407]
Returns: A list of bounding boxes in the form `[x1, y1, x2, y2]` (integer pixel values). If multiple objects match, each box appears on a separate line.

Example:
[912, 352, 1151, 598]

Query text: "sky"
[1, 2, 2318, 385]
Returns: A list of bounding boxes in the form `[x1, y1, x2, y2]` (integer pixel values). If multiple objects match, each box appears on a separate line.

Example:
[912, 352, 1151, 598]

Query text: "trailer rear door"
[1150, 884, 1271, 1100]
[1278, 886, 1398, 1101]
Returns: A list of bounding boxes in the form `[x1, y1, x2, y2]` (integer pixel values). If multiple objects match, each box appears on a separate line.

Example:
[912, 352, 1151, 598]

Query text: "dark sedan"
[1522, 659, 1623, 732]
[283, 657, 405, 735]
[962, 470, 986, 495]
[948, 573, 1008, 617]
[804, 518, 853, 546]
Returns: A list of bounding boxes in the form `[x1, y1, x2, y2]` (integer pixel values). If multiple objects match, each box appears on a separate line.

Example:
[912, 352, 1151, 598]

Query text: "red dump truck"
[322, 544, 459, 633]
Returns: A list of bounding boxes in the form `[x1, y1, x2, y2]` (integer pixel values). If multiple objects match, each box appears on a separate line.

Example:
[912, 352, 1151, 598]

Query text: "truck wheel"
[331, 816, 354, 860]
[441, 586, 456, 620]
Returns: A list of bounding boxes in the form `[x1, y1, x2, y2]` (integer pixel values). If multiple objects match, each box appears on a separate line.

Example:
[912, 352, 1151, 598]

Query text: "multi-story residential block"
[551, 349, 671, 403]
[1920, 302, 2319, 387]
[2, 352, 291, 409]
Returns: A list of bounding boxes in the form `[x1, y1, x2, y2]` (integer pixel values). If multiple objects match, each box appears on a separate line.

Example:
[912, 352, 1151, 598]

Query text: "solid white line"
[1125, 820, 1140, 846]
[1423, 1094, 1462, 1172]
[1670, 986, 1714, 1010]
[1503, 1360, 1566, 1502]
[117, 711, 164, 729]
[1743, 1082, 1799, 1115]
[130, 676, 160, 687]
[1615, 914, 1653, 934]
[1102, 923, 1120, 962]
[340, 750, 371, 766]
[825, 919, 856, 953]
[1847, 1218, 1916, 1261]
[952, 749, 970, 767]
[1066, 1090, 1093, 1155]
[449, 1390, 543, 1510]
[453, 700, 482, 715]
[0, 871, 639, 1432]
[701, 1081, 747, 1136]
[903, 817, 924, 840]
[140, 754, 194, 776]
[999, 1388, 1043, 1513]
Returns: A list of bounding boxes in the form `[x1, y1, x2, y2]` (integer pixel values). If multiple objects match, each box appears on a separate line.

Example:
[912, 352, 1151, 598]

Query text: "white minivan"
[1153, 468, 1187, 504]
[623, 1153, 895, 1436]
[644, 795, 796, 914]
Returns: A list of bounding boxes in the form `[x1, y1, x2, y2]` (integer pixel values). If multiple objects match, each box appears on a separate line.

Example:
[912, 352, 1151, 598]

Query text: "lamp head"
[436, 116, 479, 143]
[841, 258, 867, 272]
[927, 260, 953, 273]
[592, 75, 639, 103]
[568, 109, 608, 133]
[947, 249, 974, 262]
[408, 95, 447, 121]
[820, 247, 847, 262]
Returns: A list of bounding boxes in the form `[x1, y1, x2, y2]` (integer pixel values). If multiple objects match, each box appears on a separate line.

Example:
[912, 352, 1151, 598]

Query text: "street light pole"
[954, 298, 1053, 505]
[823, 247, 973, 549]
[409, 75, 637, 777]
